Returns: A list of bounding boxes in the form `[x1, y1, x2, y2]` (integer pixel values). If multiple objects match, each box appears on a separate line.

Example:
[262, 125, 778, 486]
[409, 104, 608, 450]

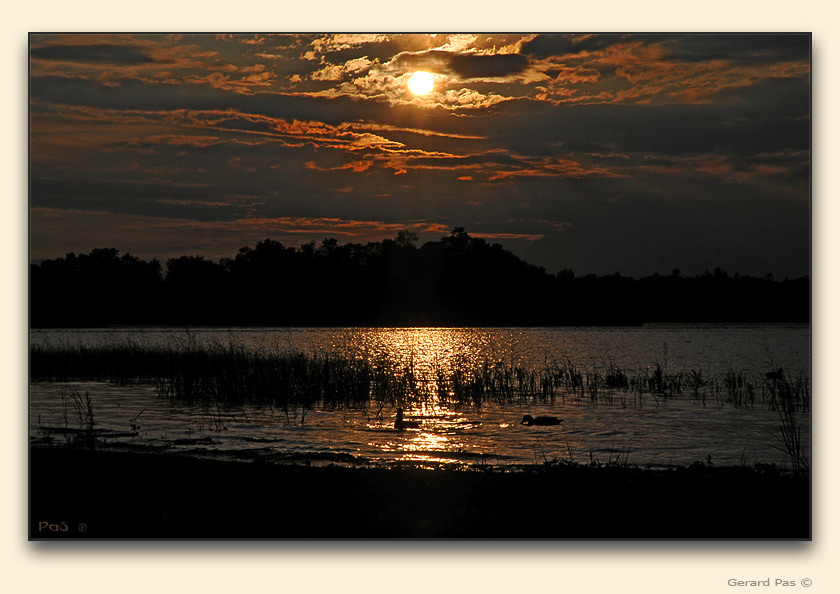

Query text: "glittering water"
[30, 325, 810, 468]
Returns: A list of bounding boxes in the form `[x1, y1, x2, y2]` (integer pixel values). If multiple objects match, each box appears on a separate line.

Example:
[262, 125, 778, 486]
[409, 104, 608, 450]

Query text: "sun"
[408, 71, 434, 95]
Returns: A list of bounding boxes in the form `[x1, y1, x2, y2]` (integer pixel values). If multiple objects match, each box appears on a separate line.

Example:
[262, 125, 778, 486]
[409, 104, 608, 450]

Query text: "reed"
[724, 369, 759, 408]
[58, 386, 97, 447]
[763, 367, 810, 471]
[685, 369, 708, 405]
[31, 342, 807, 417]
[34, 343, 375, 418]
[604, 361, 630, 391]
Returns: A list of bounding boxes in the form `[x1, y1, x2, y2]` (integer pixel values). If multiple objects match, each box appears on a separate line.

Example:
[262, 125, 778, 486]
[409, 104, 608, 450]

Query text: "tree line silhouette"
[30, 228, 809, 327]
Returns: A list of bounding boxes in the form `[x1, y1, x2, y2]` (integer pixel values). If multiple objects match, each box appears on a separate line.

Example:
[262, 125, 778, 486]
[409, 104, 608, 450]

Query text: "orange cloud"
[472, 232, 544, 242]
[552, 65, 602, 84]
[31, 34, 281, 95]
[305, 160, 374, 174]
[488, 157, 623, 181]
[528, 38, 809, 107]
[637, 153, 800, 183]
[149, 216, 452, 242]
[140, 134, 221, 147]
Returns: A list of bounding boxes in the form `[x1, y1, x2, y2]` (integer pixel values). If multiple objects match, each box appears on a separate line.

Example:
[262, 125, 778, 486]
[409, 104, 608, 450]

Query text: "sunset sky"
[29, 33, 810, 277]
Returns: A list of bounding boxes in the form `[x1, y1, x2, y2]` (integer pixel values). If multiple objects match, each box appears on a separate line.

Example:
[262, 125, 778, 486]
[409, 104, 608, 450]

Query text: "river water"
[29, 325, 810, 469]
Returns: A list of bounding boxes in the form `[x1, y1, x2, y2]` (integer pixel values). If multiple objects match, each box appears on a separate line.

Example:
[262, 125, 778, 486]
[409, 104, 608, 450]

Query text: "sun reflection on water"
[355, 327, 489, 368]
[339, 328, 517, 462]
[365, 399, 486, 463]
[346, 327, 498, 401]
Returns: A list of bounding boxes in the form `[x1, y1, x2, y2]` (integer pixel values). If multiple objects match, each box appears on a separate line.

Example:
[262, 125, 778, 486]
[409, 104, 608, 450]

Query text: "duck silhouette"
[765, 368, 785, 381]
[521, 414, 563, 426]
[395, 408, 420, 430]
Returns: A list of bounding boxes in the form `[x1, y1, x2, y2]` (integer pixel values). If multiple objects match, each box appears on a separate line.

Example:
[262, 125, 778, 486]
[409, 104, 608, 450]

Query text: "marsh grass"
[57, 387, 97, 447]
[31, 343, 807, 420]
[763, 367, 810, 471]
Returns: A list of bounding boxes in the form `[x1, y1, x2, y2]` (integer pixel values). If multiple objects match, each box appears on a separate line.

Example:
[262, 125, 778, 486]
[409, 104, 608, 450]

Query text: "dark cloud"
[311, 38, 414, 65]
[521, 33, 810, 67]
[476, 77, 809, 158]
[30, 43, 158, 65]
[402, 152, 524, 168]
[30, 176, 255, 221]
[213, 116, 278, 135]
[446, 52, 530, 78]
[393, 50, 529, 79]
[657, 33, 811, 64]
[521, 34, 624, 57]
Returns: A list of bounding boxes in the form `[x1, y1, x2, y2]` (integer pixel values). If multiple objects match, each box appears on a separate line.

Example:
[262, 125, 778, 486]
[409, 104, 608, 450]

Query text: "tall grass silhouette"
[31, 342, 809, 418]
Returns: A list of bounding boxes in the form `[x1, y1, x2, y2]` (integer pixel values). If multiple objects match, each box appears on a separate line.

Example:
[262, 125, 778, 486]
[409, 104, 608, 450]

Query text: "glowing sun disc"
[408, 71, 434, 95]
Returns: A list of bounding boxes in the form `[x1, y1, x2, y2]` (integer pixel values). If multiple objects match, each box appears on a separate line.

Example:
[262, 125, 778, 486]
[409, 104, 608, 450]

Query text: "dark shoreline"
[31, 237, 809, 328]
[30, 446, 810, 540]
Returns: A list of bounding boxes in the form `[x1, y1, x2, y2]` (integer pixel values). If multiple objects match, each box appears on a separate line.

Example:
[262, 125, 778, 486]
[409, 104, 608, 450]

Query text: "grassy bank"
[30, 446, 809, 540]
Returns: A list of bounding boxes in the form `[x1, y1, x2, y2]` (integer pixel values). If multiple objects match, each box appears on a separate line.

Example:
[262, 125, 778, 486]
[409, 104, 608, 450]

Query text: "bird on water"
[765, 368, 784, 381]
[395, 408, 420, 430]
[520, 414, 563, 426]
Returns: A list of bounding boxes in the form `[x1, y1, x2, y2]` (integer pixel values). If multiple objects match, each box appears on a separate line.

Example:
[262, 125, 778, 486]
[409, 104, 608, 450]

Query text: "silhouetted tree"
[31, 248, 164, 326]
[165, 256, 228, 324]
[29, 230, 810, 327]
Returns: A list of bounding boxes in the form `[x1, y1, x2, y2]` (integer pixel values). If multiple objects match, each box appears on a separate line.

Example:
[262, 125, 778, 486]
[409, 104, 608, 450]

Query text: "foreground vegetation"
[30, 446, 809, 539]
[31, 228, 809, 327]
